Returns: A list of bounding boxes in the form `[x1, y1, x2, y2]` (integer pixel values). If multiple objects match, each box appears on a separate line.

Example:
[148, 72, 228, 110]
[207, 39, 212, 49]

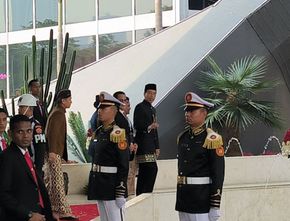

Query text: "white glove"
[115, 197, 126, 208]
[208, 208, 220, 221]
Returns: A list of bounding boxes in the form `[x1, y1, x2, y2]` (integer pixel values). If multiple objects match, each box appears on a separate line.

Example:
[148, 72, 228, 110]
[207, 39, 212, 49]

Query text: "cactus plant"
[43, 29, 54, 109]
[32, 35, 37, 79]
[1, 29, 76, 118]
[0, 90, 8, 115]
[39, 48, 45, 103]
[24, 55, 29, 93]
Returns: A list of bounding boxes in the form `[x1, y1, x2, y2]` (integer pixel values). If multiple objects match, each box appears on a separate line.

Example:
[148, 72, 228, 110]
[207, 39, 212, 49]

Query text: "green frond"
[206, 57, 225, 76]
[68, 111, 92, 163]
[67, 135, 86, 163]
[206, 105, 226, 128]
[198, 56, 282, 138]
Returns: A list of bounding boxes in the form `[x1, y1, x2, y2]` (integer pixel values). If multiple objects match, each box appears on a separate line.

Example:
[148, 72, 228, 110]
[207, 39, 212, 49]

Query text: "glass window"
[9, 0, 33, 31]
[9, 40, 57, 97]
[67, 35, 96, 70]
[65, 0, 95, 24]
[9, 42, 32, 96]
[0, 0, 5, 32]
[135, 28, 155, 42]
[0, 46, 6, 97]
[99, 31, 132, 59]
[162, 0, 173, 11]
[36, 40, 57, 83]
[99, 0, 132, 19]
[135, 0, 154, 15]
[135, 0, 172, 15]
[35, 0, 57, 28]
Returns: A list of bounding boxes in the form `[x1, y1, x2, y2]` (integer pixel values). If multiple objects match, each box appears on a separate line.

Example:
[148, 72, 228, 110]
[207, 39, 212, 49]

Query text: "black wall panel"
[157, 0, 290, 159]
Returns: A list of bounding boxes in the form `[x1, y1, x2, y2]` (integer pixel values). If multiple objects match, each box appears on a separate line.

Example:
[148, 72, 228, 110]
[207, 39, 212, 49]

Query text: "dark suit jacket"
[0, 142, 55, 221]
[33, 103, 47, 128]
[133, 100, 159, 155]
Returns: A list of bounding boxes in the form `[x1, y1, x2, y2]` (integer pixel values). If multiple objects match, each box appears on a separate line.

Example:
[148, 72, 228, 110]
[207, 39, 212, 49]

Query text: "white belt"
[177, 176, 212, 185]
[92, 164, 117, 173]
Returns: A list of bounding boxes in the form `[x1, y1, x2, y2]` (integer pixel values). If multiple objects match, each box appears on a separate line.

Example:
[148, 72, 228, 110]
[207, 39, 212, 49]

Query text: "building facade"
[0, 0, 197, 98]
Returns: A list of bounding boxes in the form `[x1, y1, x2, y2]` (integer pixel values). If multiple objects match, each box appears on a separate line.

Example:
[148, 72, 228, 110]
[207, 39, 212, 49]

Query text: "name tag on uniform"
[34, 134, 46, 143]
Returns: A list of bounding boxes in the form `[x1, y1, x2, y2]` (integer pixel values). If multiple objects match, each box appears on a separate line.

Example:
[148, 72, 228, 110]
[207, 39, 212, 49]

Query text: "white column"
[5, 0, 9, 98]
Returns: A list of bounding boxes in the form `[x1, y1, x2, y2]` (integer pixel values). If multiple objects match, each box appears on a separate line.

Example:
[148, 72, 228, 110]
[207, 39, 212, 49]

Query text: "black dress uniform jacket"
[87, 123, 129, 200]
[115, 111, 131, 143]
[175, 125, 225, 213]
[134, 100, 159, 155]
[0, 142, 55, 221]
[32, 118, 47, 176]
[115, 111, 135, 161]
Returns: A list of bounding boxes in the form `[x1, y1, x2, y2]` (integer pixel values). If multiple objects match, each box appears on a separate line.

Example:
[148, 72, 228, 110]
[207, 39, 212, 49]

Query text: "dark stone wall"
[157, 0, 290, 159]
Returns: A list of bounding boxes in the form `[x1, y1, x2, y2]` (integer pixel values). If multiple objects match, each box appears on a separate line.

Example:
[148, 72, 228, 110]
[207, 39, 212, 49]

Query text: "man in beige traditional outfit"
[45, 89, 78, 220]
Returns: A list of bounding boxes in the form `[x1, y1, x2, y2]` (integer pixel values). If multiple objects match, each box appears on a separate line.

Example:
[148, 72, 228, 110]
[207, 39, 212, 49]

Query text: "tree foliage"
[197, 56, 282, 139]
[68, 111, 91, 163]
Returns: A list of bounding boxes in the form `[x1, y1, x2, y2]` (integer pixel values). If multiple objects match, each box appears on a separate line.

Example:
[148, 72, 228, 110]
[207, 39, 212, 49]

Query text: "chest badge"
[216, 147, 225, 157]
[35, 125, 43, 134]
[118, 141, 127, 150]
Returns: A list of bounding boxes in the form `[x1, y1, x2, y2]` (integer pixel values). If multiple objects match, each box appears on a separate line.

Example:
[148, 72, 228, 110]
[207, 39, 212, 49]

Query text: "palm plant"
[68, 111, 91, 163]
[197, 56, 282, 156]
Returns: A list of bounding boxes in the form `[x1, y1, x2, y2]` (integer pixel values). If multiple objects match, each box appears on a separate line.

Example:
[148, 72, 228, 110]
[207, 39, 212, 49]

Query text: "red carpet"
[70, 204, 99, 221]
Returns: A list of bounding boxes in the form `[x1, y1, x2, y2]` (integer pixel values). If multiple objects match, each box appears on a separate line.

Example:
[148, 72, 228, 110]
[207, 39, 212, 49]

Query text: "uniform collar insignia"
[191, 124, 206, 136]
[102, 122, 115, 131]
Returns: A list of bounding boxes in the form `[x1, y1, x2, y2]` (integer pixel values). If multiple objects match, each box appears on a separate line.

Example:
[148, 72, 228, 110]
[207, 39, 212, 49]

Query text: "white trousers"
[97, 200, 125, 221]
[179, 212, 209, 221]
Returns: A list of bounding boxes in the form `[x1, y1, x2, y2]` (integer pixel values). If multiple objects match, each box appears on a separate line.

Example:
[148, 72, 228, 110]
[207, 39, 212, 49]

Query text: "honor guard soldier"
[88, 91, 129, 221]
[176, 92, 225, 221]
[133, 83, 160, 195]
[18, 94, 47, 177]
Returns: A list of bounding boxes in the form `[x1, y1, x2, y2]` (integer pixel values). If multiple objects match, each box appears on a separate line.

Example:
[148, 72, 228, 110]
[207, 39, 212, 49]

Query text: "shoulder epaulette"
[203, 128, 223, 149]
[177, 126, 190, 144]
[110, 125, 126, 143]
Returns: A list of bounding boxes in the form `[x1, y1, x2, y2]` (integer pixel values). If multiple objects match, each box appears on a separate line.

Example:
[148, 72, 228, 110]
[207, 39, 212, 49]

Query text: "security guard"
[133, 83, 160, 195]
[88, 91, 129, 221]
[18, 94, 47, 177]
[176, 92, 225, 221]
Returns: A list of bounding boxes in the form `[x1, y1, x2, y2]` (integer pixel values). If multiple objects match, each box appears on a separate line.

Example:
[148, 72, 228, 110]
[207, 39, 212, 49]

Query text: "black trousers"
[136, 162, 158, 195]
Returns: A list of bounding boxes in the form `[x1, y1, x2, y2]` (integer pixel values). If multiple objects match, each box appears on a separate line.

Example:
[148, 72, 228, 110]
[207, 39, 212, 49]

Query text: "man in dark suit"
[133, 83, 160, 195]
[0, 108, 8, 153]
[0, 114, 55, 221]
[113, 91, 132, 145]
[113, 92, 138, 197]
[29, 79, 47, 128]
